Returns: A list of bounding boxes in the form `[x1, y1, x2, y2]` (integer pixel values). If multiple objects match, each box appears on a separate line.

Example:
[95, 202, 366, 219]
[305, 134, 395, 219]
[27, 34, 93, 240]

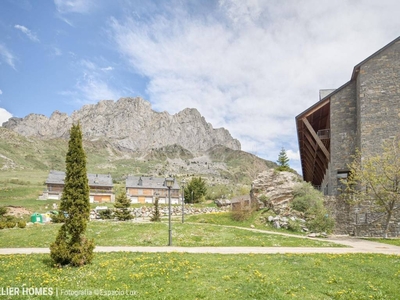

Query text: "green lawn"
[0, 252, 399, 299]
[365, 238, 400, 247]
[186, 210, 307, 235]
[0, 221, 342, 248]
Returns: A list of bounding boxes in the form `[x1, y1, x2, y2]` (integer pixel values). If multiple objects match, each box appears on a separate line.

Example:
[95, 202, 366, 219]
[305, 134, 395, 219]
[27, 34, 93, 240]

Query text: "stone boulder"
[250, 169, 301, 212]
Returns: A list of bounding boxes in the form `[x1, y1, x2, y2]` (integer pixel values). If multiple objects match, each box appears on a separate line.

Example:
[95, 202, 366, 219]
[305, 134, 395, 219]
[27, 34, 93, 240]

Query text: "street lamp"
[165, 177, 174, 246]
[181, 180, 186, 223]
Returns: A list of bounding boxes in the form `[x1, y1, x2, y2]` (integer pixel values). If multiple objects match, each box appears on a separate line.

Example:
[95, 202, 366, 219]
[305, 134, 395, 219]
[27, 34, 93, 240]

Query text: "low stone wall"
[131, 205, 230, 219]
[92, 205, 231, 220]
[324, 195, 400, 237]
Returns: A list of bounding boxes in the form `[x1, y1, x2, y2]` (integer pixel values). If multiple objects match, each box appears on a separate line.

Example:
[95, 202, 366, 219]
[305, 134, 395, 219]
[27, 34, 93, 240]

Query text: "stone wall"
[357, 39, 400, 157]
[328, 81, 357, 196]
[325, 195, 400, 237]
[325, 39, 400, 237]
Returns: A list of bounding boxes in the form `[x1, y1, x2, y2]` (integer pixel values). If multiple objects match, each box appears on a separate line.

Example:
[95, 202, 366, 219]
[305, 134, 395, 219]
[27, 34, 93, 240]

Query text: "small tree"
[343, 139, 400, 238]
[150, 194, 161, 222]
[276, 147, 290, 172]
[50, 123, 94, 267]
[184, 177, 207, 203]
[114, 190, 132, 221]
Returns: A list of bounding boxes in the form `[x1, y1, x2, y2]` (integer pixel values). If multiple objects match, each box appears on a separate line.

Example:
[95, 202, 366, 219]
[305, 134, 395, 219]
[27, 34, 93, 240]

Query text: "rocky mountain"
[1, 97, 277, 188]
[2, 97, 241, 153]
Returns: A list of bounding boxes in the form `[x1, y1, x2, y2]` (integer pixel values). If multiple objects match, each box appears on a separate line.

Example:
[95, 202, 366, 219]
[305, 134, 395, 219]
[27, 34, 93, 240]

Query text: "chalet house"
[40, 170, 115, 203]
[296, 36, 400, 236]
[126, 176, 181, 204]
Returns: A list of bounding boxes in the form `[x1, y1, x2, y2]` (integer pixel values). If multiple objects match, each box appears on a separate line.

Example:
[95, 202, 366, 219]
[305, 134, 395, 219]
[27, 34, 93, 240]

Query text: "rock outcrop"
[2, 97, 241, 153]
[250, 169, 301, 211]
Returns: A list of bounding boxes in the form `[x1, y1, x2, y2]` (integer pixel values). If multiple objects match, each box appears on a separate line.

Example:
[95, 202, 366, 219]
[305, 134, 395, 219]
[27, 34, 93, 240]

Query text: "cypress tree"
[50, 123, 95, 267]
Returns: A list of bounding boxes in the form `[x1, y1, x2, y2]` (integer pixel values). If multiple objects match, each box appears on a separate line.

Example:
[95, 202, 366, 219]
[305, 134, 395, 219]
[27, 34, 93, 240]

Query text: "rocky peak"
[2, 97, 241, 153]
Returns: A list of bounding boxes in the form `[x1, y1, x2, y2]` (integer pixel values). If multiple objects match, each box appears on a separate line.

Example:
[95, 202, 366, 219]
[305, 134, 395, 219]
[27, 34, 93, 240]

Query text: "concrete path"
[1, 237, 399, 255]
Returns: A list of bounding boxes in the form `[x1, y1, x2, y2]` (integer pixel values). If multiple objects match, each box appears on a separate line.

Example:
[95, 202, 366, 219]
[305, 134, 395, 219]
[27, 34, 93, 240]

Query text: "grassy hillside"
[207, 145, 277, 183]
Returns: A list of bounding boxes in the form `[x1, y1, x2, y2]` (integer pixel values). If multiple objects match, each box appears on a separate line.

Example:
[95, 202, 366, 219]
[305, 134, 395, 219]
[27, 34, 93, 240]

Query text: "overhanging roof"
[296, 97, 330, 186]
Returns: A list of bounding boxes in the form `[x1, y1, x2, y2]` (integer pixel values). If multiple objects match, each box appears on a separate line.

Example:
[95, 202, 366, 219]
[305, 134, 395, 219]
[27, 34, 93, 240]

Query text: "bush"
[291, 183, 323, 213]
[287, 220, 302, 232]
[99, 209, 113, 219]
[306, 212, 335, 233]
[292, 182, 335, 233]
[0, 206, 8, 217]
[17, 220, 26, 228]
[0, 222, 6, 230]
[6, 221, 16, 228]
[231, 209, 253, 222]
[258, 194, 272, 209]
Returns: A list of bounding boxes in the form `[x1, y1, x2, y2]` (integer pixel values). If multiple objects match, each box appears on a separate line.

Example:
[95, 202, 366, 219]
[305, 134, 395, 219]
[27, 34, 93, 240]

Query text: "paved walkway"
[1, 236, 399, 255]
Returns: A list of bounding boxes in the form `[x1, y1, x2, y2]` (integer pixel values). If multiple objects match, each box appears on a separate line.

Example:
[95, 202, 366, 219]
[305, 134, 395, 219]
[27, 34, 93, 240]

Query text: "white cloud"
[54, 0, 95, 14]
[61, 59, 120, 104]
[52, 47, 62, 56]
[101, 66, 113, 71]
[76, 72, 119, 102]
[14, 25, 39, 42]
[286, 150, 300, 161]
[109, 0, 400, 163]
[0, 108, 12, 126]
[0, 89, 2, 95]
[0, 44, 17, 70]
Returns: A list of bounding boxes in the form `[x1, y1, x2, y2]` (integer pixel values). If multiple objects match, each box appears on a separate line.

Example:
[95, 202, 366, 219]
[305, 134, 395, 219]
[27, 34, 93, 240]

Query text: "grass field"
[185, 210, 307, 235]
[0, 252, 399, 299]
[0, 221, 342, 248]
[365, 238, 400, 247]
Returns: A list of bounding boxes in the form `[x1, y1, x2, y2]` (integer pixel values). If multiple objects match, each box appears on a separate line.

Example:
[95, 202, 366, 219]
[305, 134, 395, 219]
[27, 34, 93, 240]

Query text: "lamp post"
[165, 177, 174, 246]
[181, 180, 186, 223]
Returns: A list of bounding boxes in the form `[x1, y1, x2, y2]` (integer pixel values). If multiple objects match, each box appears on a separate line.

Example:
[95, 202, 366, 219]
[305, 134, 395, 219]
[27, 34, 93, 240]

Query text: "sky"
[1, 0, 400, 173]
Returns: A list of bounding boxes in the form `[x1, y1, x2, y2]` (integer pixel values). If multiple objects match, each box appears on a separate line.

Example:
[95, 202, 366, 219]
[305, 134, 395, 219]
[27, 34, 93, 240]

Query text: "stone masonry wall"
[328, 82, 357, 197]
[357, 40, 400, 157]
[326, 195, 400, 237]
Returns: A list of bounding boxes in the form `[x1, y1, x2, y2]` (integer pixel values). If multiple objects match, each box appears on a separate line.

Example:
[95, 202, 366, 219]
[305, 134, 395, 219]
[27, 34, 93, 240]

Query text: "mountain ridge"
[2, 97, 241, 154]
[1, 98, 277, 186]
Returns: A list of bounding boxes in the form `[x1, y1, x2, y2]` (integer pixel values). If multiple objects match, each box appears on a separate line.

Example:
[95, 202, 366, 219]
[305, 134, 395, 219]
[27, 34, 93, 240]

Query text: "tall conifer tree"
[276, 147, 290, 172]
[50, 123, 94, 267]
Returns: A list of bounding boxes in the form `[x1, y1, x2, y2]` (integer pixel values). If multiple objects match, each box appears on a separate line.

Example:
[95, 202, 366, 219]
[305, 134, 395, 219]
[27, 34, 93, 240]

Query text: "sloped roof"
[351, 36, 400, 80]
[126, 176, 180, 190]
[46, 170, 113, 187]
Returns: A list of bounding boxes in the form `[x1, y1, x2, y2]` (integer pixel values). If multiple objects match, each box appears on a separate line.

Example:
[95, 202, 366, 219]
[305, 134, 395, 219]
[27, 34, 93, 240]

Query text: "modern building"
[296, 36, 400, 235]
[126, 176, 181, 204]
[39, 170, 115, 203]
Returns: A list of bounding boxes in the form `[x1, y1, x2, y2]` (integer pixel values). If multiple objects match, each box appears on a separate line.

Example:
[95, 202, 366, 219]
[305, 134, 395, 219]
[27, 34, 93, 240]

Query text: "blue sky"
[1, 0, 400, 173]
